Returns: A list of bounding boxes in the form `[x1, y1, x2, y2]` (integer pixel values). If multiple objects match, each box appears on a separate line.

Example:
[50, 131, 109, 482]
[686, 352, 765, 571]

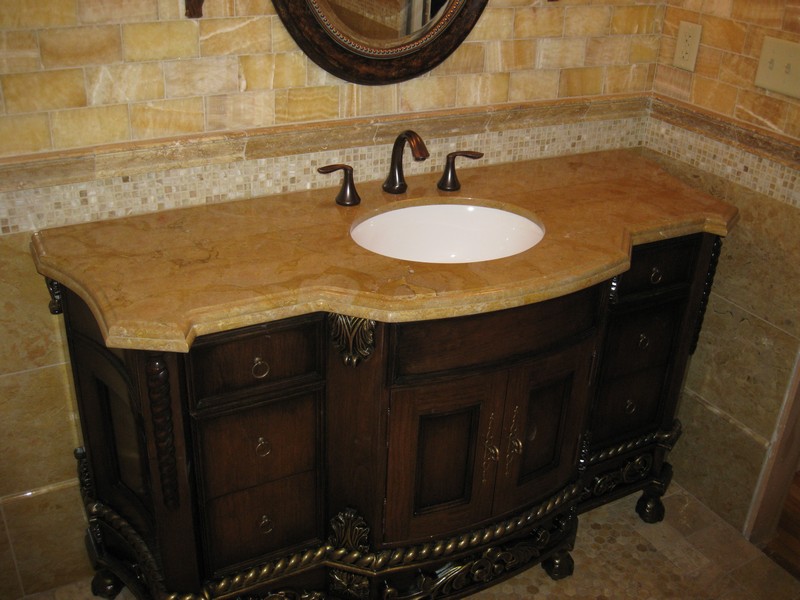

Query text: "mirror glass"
[326, 0, 450, 42]
[272, 0, 488, 85]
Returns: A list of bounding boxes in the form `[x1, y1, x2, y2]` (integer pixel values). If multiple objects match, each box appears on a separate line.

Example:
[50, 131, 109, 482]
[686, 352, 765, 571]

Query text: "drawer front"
[205, 471, 320, 573]
[189, 316, 323, 407]
[616, 236, 699, 298]
[391, 284, 601, 381]
[197, 391, 319, 499]
[591, 367, 667, 446]
[602, 302, 681, 379]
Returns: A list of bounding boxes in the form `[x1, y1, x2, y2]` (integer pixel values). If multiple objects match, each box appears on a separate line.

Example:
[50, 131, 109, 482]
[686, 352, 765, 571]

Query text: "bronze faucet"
[382, 130, 429, 194]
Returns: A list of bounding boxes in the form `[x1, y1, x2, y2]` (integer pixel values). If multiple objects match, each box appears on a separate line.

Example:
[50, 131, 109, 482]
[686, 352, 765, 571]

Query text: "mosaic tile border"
[0, 113, 796, 236]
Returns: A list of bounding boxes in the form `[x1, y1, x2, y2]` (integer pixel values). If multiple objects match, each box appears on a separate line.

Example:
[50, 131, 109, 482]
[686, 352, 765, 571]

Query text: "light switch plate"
[673, 21, 702, 71]
[755, 36, 800, 99]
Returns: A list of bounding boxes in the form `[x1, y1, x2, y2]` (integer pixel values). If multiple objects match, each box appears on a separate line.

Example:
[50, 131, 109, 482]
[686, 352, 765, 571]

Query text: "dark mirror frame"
[272, 0, 489, 85]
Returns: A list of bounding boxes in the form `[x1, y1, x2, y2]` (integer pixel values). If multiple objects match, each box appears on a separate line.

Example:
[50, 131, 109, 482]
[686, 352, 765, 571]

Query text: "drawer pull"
[259, 515, 274, 535]
[638, 333, 650, 350]
[251, 357, 270, 379]
[649, 267, 663, 285]
[509, 437, 524, 455]
[624, 399, 637, 415]
[256, 436, 272, 457]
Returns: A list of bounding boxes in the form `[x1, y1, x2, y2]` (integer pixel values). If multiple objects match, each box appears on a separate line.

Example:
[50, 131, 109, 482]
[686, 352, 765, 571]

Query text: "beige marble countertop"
[31, 149, 739, 352]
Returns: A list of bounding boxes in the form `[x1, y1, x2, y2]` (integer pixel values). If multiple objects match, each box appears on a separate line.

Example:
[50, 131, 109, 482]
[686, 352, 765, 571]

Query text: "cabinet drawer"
[205, 471, 320, 573]
[197, 391, 319, 499]
[391, 284, 600, 380]
[616, 236, 699, 298]
[591, 367, 667, 446]
[602, 302, 681, 379]
[189, 316, 323, 407]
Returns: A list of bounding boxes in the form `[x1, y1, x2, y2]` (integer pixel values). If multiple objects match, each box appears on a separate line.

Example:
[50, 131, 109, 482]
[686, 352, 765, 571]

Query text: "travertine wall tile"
[0, 0, 77, 29]
[508, 70, 562, 100]
[732, 0, 785, 27]
[487, 39, 537, 71]
[275, 86, 340, 123]
[434, 41, 486, 75]
[130, 97, 205, 138]
[398, 77, 458, 112]
[456, 72, 510, 106]
[39, 25, 122, 67]
[611, 6, 662, 34]
[122, 20, 199, 61]
[692, 76, 737, 115]
[539, 37, 585, 68]
[565, 6, 612, 36]
[586, 37, 631, 65]
[207, 91, 275, 130]
[560, 66, 604, 96]
[0, 31, 41, 73]
[515, 7, 564, 38]
[236, 0, 276, 17]
[2, 69, 86, 113]
[200, 16, 271, 56]
[0, 114, 51, 155]
[51, 104, 130, 148]
[163, 56, 238, 97]
[78, 0, 158, 24]
[86, 62, 165, 104]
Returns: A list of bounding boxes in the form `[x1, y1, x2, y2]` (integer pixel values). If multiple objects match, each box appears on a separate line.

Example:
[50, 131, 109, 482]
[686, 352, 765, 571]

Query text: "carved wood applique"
[45, 277, 63, 314]
[185, 0, 204, 18]
[146, 353, 180, 509]
[328, 314, 376, 367]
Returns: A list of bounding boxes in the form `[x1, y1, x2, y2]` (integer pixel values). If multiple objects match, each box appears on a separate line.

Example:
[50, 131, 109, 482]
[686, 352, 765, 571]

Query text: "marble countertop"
[31, 149, 739, 352]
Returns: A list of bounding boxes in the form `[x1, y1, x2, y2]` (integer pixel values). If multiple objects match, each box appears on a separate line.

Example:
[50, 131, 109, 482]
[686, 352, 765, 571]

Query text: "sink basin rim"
[350, 198, 545, 264]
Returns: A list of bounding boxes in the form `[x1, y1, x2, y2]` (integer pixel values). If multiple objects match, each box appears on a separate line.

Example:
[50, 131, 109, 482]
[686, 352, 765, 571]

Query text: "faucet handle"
[437, 151, 484, 192]
[318, 164, 361, 206]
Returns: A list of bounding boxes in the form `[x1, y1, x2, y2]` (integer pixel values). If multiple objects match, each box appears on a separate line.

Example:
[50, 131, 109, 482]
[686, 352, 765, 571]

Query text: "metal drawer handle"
[638, 333, 650, 350]
[649, 266, 663, 285]
[259, 515, 274, 535]
[252, 357, 270, 379]
[256, 436, 272, 457]
[624, 399, 637, 415]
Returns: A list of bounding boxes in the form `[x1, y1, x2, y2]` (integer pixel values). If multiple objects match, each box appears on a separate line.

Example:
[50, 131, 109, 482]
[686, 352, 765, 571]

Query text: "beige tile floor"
[25, 485, 800, 600]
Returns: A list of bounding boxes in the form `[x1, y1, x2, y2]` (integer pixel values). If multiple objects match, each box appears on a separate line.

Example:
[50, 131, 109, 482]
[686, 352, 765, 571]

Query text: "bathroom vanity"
[32, 150, 737, 600]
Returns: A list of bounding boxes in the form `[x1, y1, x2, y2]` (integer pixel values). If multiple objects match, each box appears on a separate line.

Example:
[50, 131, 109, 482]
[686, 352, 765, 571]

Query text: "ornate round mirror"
[272, 0, 489, 85]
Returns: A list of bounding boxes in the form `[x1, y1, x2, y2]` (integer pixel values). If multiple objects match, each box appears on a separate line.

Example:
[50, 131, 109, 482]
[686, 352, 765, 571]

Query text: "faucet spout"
[382, 130, 429, 194]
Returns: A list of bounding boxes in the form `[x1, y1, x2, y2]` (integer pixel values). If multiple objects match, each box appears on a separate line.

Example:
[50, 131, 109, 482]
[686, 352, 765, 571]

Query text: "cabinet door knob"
[638, 333, 650, 350]
[624, 399, 637, 415]
[252, 357, 270, 379]
[259, 515, 274, 535]
[509, 438, 524, 455]
[649, 266, 663, 285]
[256, 436, 272, 457]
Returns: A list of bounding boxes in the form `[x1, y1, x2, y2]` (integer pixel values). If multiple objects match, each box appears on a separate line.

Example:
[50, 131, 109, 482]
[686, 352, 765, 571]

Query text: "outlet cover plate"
[673, 21, 702, 71]
[755, 36, 800, 99]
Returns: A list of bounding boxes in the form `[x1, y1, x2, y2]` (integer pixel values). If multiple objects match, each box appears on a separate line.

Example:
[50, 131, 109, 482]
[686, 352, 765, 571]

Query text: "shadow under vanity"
[31, 149, 737, 600]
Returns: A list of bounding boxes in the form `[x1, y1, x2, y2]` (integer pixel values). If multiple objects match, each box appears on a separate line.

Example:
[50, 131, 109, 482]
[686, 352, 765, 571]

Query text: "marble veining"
[30, 149, 738, 352]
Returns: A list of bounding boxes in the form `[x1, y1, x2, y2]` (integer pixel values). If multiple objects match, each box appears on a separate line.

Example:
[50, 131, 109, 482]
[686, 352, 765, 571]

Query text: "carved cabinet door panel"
[383, 371, 507, 544]
[493, 340, 593, 516]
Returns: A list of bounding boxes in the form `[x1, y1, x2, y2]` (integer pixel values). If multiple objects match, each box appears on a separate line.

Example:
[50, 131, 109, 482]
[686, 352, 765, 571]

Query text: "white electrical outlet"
[673, 21, 702, 71]
[755, 36, 800, 100]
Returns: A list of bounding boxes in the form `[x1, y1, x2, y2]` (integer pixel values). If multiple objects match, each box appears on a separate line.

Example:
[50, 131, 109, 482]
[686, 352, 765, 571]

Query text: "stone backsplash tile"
[686, 293, 798, 440]
[2, 482, 93, 595]
[0, 509, 22, 600]
[671, 390, 766, 529]
[39, 25, 122, 68]
[0, 363, 78, 497]
[0, 232, 68, 373]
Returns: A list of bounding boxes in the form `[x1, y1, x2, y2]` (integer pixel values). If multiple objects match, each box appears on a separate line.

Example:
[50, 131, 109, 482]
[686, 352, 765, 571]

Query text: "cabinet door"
[384, 372, 507, 544]
[493, 341, 593, 516]
[590, 300, 683, 447]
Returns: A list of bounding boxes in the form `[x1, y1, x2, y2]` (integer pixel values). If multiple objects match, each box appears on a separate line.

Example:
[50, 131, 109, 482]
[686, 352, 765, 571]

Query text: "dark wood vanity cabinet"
[52, 233, 721, 600]
[580, 233, 721, 520]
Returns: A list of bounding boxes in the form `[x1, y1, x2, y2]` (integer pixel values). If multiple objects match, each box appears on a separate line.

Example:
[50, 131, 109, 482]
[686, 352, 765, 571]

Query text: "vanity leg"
[90, 568, 124, 599]
[542, 549, 574, 580]
[635, 463, 672, 523]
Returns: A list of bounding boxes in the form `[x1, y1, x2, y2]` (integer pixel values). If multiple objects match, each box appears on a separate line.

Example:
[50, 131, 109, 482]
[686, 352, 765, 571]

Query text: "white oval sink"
[351, 203, 544, 264]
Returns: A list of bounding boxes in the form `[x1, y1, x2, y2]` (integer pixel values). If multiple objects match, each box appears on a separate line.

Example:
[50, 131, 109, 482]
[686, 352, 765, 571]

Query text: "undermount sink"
[350, 201, 545, 264]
